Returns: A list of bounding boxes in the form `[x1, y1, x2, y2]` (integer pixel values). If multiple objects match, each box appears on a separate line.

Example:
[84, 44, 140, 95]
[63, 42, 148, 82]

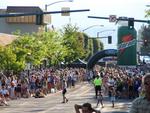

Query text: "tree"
[139, 25, 150, 55]
[36, 31, 67, 66]
[0, 46, 23, 75]
[61, 24, 86, 63]
[92, 38, 102, 54]
[82, 34, 104, 61]
[82, 33, 92, 61]
[11, 32, 48, 70]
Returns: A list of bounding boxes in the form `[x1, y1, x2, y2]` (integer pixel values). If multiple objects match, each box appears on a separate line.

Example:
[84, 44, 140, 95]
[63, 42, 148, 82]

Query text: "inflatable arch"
[87, 49, 118, 70]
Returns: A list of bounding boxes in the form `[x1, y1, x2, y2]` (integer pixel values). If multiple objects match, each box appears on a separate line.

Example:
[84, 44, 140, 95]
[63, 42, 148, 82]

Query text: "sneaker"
[3, 101, 8, 106]
[66, 99, 68, 103]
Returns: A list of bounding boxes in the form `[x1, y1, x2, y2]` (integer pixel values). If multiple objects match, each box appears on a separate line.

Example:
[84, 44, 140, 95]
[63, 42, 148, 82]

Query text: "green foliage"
[82, 33, 104, 61]
[82, 33, 91, 60]
[140, 25, 150, 54]
[0, 24, 104, 74]
[39, 31, 67, 65]
[0, 46, 24, 73]
[145, 9, 150, 18]
[93, 38, 101, 54]
[61, 24, 86, 63]
[86, 39, 93, 60]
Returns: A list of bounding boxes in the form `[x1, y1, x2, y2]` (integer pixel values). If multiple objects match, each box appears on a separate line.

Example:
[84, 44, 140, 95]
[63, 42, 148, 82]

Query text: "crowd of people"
[74, 65, 150, 113]
[0, 67, 86, 106]
[92, 66, 146, 100]
[0, 64, 150, 113]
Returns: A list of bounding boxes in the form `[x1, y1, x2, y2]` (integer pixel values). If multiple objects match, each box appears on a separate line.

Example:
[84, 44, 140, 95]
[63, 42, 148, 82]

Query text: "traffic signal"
[108, 36, 112, 44]
[144, 39, 148, 46]
[128, 18, 134, 28]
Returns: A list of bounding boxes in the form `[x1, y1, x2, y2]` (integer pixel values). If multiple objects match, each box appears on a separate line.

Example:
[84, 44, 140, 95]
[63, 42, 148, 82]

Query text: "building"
[0, 6, 51, 34]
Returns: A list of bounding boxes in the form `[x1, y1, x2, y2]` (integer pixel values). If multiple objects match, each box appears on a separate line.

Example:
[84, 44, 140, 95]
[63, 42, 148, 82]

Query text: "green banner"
[117, 26, 137, 66]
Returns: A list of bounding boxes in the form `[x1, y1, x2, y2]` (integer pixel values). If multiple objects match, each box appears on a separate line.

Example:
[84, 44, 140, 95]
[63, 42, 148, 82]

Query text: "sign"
[117, 26, 137, 66]
[109, 15, 117, 22]
[61, 7, 70, 16]
[118, 39, 136, 50]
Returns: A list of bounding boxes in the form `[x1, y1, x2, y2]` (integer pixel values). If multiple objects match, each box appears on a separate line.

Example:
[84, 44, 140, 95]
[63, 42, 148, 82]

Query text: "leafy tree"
[99, 41, 104, 50]
[82, 33, 92, 61]
[82, 34, 104, 61]
[61, 24, 86, 63]
[11, 33, 47, 69]
[0, 46, 23, 75]
[36, 31, 67, 66]
[93, 38, 101, 54]
[145, 9, 150, 18]
[139, 25, 150, 54]
[86, 38, 93, 60]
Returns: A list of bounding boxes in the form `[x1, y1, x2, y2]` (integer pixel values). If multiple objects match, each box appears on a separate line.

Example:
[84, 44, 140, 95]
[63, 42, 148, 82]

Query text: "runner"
[93, 75, 102, 99]
[61, 79, 68, 103]
[96, 91, 104, 108]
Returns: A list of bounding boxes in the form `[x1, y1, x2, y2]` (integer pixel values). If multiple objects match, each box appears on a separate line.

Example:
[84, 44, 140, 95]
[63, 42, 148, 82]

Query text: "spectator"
[0, 94, 8, 106]
[9, 82, 17, 100]
[0, 84, 9, 100]
[129, 73, 150, 113]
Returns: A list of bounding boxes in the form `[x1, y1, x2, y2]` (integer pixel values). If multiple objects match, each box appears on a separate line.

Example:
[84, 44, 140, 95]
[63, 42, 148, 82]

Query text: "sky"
[0, 0, 150, 49]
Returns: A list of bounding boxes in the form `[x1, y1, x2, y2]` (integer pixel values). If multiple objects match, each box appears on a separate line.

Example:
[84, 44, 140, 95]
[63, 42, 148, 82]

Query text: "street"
[0, 82, 132, 113]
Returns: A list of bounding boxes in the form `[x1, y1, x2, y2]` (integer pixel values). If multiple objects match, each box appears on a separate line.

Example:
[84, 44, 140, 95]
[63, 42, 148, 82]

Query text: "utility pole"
[88, 16, 150, 30]
[0, 9, 90, 18]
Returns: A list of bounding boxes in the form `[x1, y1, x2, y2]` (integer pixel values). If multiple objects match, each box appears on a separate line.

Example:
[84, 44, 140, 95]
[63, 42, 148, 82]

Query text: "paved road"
[0, 82, 132, 113]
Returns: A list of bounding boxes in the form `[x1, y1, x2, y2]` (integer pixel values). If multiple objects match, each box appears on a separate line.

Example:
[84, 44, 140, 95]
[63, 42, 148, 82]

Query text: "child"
[96, 91, 104, 108]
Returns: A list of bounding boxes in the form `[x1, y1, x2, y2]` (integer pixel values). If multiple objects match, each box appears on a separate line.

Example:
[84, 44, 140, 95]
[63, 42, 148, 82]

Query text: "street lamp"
[44, 0, 73, 31]
[82, 25, 104, 32]
[45, 0, 73, 11]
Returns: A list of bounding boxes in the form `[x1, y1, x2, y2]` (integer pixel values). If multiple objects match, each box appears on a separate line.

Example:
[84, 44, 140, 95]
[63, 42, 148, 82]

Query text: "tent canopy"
[67, 59, 87, 68]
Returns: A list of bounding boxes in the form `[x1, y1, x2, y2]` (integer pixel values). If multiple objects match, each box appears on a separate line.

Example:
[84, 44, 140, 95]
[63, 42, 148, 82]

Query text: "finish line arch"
[87, 49, 118, 70]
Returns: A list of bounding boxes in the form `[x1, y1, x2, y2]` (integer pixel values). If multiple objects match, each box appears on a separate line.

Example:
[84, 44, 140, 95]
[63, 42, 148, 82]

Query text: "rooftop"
[0, 33, 17, 46]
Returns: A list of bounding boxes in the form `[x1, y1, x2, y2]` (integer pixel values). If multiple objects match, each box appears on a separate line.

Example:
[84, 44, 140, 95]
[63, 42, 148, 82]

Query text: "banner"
[117, 26, 137, 66]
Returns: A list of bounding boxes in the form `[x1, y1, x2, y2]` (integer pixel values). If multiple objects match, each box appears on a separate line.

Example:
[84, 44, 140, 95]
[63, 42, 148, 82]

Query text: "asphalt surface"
[0, 82, 133, 113]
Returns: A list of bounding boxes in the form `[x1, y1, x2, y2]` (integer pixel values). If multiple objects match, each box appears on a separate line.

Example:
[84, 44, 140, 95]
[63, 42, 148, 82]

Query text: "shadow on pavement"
[29, 109, 45, 112]
[105, 111, 128, 113]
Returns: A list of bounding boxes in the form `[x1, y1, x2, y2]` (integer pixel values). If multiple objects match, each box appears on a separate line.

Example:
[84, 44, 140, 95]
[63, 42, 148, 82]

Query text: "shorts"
[62, 89, 67, 95]
[111, 96, 115, 102]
